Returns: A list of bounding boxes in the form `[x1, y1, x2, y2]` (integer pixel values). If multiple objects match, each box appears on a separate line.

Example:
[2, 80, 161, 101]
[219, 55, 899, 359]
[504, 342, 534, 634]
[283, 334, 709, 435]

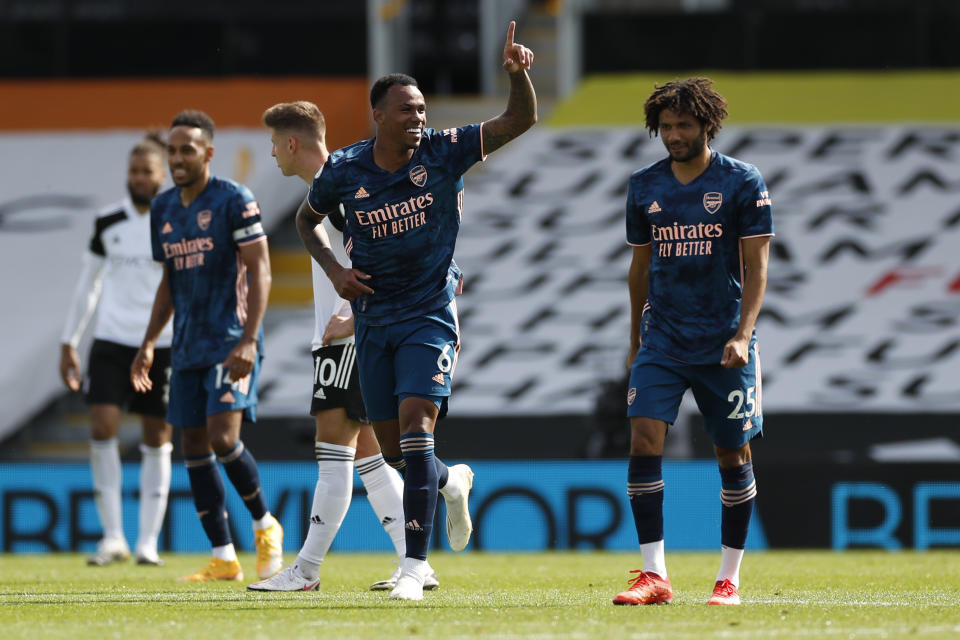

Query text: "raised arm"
[481, 21, 538, 155]
[295, 196, 373, 300]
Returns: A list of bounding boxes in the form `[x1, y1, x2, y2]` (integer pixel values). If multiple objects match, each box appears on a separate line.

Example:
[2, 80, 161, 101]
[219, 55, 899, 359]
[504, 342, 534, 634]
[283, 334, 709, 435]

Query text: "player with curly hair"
[614, 77, 773, 607]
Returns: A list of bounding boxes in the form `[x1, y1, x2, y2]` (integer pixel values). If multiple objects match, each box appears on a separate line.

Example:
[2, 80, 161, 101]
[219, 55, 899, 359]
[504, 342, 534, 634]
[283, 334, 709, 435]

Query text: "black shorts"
[84, 339, 171, 418]
[310, 343, 367, 422]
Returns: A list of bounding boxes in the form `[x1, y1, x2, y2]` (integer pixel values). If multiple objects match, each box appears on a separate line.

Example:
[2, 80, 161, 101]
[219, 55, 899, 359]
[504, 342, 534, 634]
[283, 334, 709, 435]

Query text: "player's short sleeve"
[430, 124, 484, 178]
[229, 185, 266, 246]
[625, 178, 651, 246]
[307, 160, 340, 215]
[737, 166, 774, 238]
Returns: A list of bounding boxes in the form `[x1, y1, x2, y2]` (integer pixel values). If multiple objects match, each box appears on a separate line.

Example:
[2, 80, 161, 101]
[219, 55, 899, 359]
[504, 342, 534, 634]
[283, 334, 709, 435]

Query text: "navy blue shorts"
[354, 301, 460, 422]
[626, 340, 764, 449]
[166, 357, 261, 428]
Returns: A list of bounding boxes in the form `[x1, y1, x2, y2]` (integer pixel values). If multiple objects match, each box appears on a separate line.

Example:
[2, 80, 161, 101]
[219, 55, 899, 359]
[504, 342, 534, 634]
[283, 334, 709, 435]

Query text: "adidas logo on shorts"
[314, 388, 326, 399]
[432, 373, 445, 385]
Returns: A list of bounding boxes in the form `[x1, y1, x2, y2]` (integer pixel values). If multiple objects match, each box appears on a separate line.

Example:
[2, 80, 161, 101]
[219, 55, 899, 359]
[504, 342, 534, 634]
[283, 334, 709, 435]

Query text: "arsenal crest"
[703, 192, 723, 214]
[197, 209, 212, 230]
[409, 165, 428, 188]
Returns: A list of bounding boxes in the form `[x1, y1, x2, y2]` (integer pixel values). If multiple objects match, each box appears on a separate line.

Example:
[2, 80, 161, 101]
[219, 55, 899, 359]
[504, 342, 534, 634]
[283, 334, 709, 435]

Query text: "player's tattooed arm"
[295, 196, 373, 300]
[482, 21, 537, 155]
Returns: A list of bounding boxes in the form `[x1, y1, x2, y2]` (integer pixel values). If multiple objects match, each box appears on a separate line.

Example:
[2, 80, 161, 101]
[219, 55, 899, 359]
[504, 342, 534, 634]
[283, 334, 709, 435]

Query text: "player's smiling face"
[167, 125, 213, 188]
[658, 109, 707, 163]
[376, 83, 426, 151]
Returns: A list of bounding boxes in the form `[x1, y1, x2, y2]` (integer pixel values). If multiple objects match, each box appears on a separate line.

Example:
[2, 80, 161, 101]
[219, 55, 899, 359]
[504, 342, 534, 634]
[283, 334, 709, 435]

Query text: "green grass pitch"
[2, 551, 959, 639]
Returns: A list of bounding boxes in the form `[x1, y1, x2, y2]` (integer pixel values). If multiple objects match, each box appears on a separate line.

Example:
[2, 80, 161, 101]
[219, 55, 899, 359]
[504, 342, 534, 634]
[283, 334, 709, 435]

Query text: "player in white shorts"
[59, 132, 173, 567]
[248, 101, 444, 592]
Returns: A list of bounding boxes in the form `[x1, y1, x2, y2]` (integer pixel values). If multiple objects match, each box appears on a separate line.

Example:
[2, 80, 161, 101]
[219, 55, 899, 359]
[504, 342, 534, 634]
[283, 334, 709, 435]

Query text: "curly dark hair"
[644, 77, 728, 142]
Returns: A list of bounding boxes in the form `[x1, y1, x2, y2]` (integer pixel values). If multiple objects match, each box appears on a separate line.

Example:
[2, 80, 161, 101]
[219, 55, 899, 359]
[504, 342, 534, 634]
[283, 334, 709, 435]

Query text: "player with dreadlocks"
[613, 77, 774, 606]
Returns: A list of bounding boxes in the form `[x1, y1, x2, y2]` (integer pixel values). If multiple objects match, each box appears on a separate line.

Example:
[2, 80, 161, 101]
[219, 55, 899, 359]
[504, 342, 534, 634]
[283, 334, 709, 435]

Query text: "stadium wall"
[3, 460, 958, 553]
[0, 77, 370, 151]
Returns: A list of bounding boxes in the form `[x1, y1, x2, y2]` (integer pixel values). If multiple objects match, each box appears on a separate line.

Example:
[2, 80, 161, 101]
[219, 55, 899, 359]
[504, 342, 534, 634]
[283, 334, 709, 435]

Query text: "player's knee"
[180, 427, 211, 456]
[716, 444, 751, 468]
[208, 432, 239, 456]
[629, 417, 667, 454]
[398, 397, 439, 432]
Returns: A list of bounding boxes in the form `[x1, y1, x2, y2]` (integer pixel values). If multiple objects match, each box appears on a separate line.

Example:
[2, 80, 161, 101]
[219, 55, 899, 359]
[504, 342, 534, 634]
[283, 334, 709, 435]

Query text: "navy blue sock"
[218, 441, 268, 521]
[399, 432, 438, 561]
[628, 455, 664, 544]
[186, 453, 231, 547]
[384, 454, 407, 477]
[720, 462, 757, 549]
[435, 456, 449, 490]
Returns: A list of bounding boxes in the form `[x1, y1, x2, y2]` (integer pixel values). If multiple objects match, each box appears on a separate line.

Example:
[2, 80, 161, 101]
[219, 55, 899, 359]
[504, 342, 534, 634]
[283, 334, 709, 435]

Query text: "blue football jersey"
[150, 176, 266, 370]
[626, 151, 774, 364]
[307, 125, 484, 324]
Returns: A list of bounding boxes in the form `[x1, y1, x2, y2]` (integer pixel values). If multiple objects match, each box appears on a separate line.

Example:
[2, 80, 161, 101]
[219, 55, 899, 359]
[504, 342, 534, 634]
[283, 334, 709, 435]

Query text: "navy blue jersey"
[626, 151, 774, 364]
[150, 176, 266, 370]
[307, 125, 484, 324]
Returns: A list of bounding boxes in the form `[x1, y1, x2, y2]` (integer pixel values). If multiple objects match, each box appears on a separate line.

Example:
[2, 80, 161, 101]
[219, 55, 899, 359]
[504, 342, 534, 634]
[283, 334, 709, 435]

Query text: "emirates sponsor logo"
[197, 209, 212, 230]
[703, 192, 723, 214]
[409, 164, 428, 187]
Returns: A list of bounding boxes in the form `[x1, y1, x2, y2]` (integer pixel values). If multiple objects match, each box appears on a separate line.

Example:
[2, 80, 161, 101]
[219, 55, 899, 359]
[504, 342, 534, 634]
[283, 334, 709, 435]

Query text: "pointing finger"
[505, 20, 515, 48]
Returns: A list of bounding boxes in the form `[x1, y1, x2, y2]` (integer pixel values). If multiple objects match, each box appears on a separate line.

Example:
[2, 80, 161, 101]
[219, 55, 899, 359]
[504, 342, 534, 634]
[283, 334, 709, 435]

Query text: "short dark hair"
[171, 109, 216, 141]
[644, 77, 728, 142]
[130, 128, 166, 158]
[370, 73, 419, 109]
[262, 101, 326, 140]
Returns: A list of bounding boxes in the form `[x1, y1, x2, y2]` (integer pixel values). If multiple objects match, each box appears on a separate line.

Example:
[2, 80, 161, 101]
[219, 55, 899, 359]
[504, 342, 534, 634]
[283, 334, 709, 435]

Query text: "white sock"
[252, 512, 275, 531]
[716, 545, 744, 587]
[355, 454, 406, 559]
[296, 442, 355, 579]
[212, 543, 237, 562]
[401, 556, 430, 583]
[135, 442, 172, 555]
[439, 466, 461, 501]
[90, 438, 124, 540]
[641, 540, 668, 579]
